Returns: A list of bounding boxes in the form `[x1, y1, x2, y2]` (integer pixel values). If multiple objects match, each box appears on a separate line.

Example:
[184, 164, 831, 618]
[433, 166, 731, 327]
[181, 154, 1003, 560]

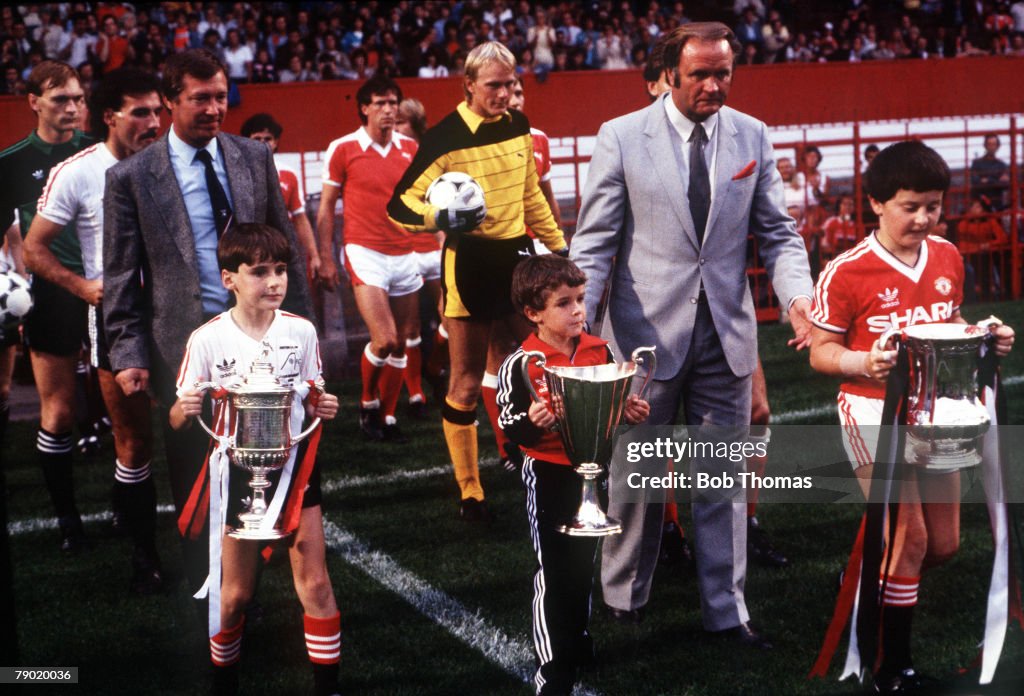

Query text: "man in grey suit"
[102, 49, 309, 596]
[570, 23, 812, 646]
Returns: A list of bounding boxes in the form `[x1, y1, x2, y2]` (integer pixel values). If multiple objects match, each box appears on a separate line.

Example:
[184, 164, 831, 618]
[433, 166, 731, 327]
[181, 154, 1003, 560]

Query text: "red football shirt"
[322, 127, 417, 255]
[811, 233, 965, 399]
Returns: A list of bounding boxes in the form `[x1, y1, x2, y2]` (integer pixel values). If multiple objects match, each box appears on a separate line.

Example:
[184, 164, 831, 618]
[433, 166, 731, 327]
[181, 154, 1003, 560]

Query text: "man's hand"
[115, 367, 149, 396]
[317, 256, 339, 291]
[787, 297, 813, 351]
[76, 278, 104, 306]
[435, 204, 486, 236]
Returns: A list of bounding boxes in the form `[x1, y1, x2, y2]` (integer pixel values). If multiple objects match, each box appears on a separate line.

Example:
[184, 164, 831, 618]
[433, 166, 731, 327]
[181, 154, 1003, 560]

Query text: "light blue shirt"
[167, 127, 234, 314]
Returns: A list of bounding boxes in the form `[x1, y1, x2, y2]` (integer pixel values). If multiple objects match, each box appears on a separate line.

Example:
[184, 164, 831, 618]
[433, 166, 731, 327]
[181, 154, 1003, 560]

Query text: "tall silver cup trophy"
[195, 349, 321, 540]
[878, 317, 1001, 472]
[522, 346, 656, 536]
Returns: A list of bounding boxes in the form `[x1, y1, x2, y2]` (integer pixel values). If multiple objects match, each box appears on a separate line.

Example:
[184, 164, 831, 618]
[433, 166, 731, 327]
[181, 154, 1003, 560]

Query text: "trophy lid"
[236, 344, 291, 395]
[902, 323, 987, 342]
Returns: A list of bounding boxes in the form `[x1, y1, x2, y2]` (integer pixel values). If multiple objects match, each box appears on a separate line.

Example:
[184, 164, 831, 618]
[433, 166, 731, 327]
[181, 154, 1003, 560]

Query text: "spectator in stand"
[735, 6, 764, 49]
[279, 54, 317, 83]
[777, 156, 807, 217]
[197, 6, 227, 42]
[820, 195, 859, 259]
[958, 195, 1010, 300]
[971, 133, 1010, 210]
[201, 29, 223, 59]
[251, 47, 276, 83]
[222, 28, 252, 83]
[418, 50, 450, 78]
[518, 46, 536, 74]
[37, 11, 66, 60]
[801, 145, 830, 211]
[761, 12, 791, 63]
[1012, 0, 1024, 30]
[58, 13, 97, 71]
[341, 16, 366, 54]
[97, 15, 131, 74]
[596, 23, 631, 69]
[871, 36, 897, 59]
[276, 28, 309, 72]
[738, 42, 761, 64]
[347, 48, 374, 80]
[787, 32, 816, 61]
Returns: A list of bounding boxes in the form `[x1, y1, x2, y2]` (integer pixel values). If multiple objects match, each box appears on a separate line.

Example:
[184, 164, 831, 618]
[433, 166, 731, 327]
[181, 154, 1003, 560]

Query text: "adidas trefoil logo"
[517, 249, 531, 257]
[32, 169, 45, 180]
[877, 287, 899, 308]
[216, 357, 237, 376]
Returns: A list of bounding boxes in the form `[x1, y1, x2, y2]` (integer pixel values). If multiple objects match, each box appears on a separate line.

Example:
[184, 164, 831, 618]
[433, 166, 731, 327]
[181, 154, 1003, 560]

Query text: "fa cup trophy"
[195, 348, 321, 540]
[522, 346, 656, 536]
[878, 317, 1001, 471]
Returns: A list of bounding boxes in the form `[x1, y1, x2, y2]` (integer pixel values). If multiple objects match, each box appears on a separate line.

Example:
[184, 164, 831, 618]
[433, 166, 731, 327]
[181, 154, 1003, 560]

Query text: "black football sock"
[37, 429, 78, 520]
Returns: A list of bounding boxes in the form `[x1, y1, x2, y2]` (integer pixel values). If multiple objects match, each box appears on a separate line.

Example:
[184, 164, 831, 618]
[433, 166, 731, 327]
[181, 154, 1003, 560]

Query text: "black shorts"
[0, 324, 19, 347]
[442, 234, 534, 320]
[23, 275, 88, 357]
[224, 439, 323, 527]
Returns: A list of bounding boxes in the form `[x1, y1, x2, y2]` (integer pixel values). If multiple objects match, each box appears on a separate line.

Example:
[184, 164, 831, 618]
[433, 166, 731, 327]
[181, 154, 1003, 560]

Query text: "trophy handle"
[630, 346, 657, 400]
[192, 381, 228, 443]
[976, 315, 1003, 339]
[293, 383, 325, 443]
[877, 328, 901, 352]
[521, 350, 547, 402]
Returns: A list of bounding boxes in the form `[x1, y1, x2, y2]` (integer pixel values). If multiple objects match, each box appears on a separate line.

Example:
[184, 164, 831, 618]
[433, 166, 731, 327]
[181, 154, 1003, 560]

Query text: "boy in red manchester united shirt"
[809, 141, 1014, 693]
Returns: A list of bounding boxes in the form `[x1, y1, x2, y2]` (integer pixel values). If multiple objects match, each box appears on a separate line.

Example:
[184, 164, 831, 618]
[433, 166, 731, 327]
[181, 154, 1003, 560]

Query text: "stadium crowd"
[3, 0, 1024, 95]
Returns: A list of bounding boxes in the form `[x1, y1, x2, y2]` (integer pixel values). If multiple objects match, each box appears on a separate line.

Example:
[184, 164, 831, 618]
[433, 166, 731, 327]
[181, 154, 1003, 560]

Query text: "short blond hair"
[463, 41, 516, 101]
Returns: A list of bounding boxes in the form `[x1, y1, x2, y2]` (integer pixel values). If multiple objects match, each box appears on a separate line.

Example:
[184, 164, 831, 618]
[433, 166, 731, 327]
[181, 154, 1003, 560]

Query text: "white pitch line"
[5, 504, 176, 535]
[321, 518, 602, 696]
[322, 458, 498, 493]
[5, 499, 601, 695]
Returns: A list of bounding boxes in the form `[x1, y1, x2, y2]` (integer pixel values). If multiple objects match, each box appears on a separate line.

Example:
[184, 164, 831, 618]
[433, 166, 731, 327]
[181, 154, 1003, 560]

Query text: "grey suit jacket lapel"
[644, 99, 700, 250]
[146, 136, 198, 273]
[705, 108, 739, 241]
[220, 134, 255, 223]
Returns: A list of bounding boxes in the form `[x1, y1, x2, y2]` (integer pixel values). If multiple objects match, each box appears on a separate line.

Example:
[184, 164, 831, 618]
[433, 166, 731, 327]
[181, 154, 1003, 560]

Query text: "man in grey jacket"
[103, 49, 309, 597]
[571, 22, 812, 646]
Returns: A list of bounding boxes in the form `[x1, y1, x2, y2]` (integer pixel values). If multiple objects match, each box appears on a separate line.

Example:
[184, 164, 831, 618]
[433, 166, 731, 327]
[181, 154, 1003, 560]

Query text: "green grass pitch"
[3, 299, 1024, 695]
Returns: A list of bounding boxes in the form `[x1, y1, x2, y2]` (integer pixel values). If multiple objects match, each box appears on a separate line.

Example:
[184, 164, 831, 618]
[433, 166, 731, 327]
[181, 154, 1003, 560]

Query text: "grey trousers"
[600, 301, 753, 631]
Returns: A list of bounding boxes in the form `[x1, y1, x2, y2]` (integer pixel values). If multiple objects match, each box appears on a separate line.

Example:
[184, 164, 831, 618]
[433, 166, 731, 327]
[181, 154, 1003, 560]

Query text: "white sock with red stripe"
[305, 612, 341, 696]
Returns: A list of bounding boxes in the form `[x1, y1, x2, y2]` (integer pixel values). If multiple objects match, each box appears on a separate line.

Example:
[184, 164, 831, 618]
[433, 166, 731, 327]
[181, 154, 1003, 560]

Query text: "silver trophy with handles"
[195, 348, 321, 540]
[521, 346, 656, 536]
[878, 317, 1001, 472]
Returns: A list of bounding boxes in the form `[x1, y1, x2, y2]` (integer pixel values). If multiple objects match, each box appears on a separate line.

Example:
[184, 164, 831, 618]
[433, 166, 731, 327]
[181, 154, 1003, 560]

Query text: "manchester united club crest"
[934, 276, 953, 296]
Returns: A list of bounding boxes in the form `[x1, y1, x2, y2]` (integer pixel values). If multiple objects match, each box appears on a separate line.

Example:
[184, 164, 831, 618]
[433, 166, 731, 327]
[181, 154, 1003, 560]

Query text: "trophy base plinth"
[227, 525, 292, 541]
[557, 519, 623, 537]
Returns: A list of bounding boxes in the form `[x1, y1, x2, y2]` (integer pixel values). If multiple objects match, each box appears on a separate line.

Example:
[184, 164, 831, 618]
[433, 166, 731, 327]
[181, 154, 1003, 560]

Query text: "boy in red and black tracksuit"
[497, 255, 649, 696]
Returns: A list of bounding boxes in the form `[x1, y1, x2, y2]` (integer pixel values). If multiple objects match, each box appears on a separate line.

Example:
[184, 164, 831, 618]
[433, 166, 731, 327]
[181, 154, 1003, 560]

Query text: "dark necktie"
[194, 149, 233, 237]
[688, 124, 710, 246]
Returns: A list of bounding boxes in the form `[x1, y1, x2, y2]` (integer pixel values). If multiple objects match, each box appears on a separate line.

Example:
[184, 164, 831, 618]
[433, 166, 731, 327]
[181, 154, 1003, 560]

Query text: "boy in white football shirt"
[171, 223, 341, 696]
